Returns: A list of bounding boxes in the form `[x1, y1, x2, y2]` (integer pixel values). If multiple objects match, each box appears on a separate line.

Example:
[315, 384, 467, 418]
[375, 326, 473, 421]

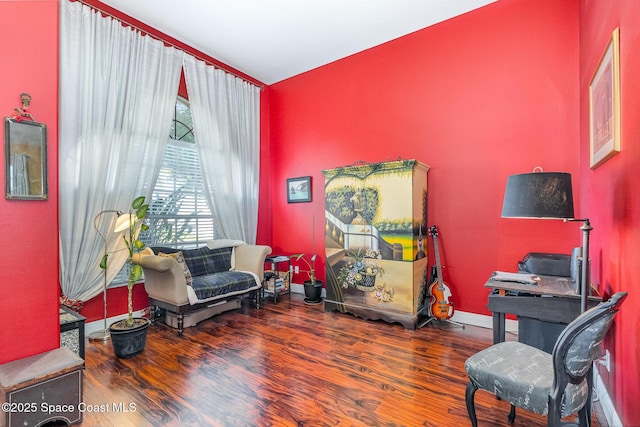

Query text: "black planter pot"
[109, 317, 151, 358]
[303, 280, 323, 304]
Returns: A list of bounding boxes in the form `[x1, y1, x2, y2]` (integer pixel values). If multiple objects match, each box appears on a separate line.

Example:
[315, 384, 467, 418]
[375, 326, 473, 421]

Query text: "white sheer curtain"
[184, 54, 260, 243]
[59, 0, 183, 302]
[183, 54, 261, 243]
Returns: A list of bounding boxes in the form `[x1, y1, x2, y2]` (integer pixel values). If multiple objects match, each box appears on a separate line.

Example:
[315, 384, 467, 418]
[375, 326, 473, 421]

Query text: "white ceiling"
[100, 0, 496, 85]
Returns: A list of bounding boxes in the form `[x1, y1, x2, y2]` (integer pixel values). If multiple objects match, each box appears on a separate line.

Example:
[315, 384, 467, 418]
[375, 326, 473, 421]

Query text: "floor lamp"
[501, 170, 591, 313]
[88, 209, 131, 342]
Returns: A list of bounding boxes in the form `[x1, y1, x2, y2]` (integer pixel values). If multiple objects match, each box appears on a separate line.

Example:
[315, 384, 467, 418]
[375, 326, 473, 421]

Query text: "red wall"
[579, 1, 640, 424]
[268, 0, 581, 311]
[266, 0, 639, 423]
[2, 0, 637, 423]
[0, 0, 60, 364]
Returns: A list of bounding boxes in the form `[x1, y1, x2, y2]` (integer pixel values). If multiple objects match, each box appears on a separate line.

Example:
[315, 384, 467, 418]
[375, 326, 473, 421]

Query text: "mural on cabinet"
[322, 159, 430, 329]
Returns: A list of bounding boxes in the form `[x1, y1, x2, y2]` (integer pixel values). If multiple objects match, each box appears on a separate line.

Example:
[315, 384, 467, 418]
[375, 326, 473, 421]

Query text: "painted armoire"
[322, 159, 430, 329]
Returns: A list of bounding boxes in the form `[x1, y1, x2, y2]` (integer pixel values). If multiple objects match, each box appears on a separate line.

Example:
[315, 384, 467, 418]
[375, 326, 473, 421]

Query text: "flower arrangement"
[374, 283, 394, 302]
[338, 248, 383, 291]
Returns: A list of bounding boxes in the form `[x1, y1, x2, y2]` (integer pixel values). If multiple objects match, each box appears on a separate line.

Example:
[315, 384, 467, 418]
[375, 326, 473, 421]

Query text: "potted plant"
[294, 253, 323, 304]
[105, 196, 151, 358]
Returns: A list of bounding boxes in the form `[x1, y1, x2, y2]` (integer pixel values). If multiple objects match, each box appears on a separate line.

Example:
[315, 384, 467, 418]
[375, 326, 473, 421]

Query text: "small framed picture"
[286, 176, 312, 203]
[589, 27, 620, 169]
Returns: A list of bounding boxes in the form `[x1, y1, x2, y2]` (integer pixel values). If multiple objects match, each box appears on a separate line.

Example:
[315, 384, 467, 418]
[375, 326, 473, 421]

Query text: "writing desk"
[485, 274, 601, 353]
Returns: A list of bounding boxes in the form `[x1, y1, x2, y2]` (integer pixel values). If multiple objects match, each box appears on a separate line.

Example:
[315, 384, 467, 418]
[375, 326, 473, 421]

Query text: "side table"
[263, 255, 291, 303]
[60, 305, 86, 361]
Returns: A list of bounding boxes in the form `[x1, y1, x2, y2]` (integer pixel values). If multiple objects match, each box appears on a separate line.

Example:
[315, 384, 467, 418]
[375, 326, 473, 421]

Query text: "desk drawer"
[488, 294, 598, 324]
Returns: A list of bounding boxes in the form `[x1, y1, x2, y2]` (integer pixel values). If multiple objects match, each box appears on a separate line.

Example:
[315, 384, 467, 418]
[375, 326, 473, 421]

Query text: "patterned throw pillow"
[158, 251, 193, 286]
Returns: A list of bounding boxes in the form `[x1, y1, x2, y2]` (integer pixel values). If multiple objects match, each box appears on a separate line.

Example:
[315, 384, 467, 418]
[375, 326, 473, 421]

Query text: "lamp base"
[88, 329, 111, 342]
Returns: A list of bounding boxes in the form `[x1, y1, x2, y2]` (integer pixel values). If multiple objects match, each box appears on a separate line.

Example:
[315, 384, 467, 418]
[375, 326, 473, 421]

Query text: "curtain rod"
[74, 0, 265, 90]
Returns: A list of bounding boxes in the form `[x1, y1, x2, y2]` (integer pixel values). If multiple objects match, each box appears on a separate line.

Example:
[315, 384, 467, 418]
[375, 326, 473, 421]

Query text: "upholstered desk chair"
[464, 292, 627, 427]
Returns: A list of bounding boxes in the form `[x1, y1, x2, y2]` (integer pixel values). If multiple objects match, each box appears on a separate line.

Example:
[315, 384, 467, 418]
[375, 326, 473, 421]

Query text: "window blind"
[140, 138, 214, 249]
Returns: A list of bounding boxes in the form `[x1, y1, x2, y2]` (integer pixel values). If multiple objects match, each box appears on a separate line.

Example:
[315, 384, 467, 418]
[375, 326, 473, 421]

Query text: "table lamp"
[88, 210, 131, 342]
[501, 169, 591, 312]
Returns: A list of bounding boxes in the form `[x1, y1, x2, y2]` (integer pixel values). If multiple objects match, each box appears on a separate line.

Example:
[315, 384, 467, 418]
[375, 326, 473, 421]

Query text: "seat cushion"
[152, 246, 234, 277]
[191, 271, 259, 301]
[185, 247, 233, 277]
[464, 341, 588, 416]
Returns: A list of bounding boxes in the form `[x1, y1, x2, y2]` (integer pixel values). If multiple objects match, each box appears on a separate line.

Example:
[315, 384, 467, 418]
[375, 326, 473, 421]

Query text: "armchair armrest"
[233, 244, 272, 279]
[133, 251, 190, 306]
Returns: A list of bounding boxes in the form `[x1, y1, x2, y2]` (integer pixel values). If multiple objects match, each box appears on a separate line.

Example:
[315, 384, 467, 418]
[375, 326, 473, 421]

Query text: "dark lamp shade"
[501, 172, 575, 219]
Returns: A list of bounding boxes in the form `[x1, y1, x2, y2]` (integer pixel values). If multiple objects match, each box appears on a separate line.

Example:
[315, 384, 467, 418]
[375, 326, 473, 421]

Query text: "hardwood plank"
[70, 294, 605, 427]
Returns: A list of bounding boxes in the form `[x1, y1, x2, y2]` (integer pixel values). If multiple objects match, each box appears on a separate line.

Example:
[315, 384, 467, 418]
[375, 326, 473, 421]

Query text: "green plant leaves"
[129, 263, 143, 283]
[136, 204, 148, 219]
[132, 195, 149, 220]
[132, 196, 146, 210]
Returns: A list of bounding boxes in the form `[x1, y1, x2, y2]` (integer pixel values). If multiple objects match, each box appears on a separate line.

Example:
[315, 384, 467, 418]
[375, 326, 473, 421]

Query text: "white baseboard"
[594, 368, 623, 427]
[290, 282, 305, 295]
[449, 310, 519, 334]
[290, 282, 327, 298]
[290, 282, 517, 333]
[84, 309, 147, 336]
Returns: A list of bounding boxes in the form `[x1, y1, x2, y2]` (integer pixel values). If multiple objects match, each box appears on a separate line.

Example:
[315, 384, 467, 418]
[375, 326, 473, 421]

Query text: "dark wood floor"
[76, 294, 605, 427]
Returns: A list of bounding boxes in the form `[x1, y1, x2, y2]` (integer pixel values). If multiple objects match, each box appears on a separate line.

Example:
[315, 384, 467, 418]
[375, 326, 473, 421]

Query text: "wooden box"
[0, 347, 83, 427]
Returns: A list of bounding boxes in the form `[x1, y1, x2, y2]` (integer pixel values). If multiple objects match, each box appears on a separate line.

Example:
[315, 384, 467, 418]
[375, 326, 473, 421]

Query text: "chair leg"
[582, 366, 594, 427]
[508, 404, 516, 425]
[547, 398, 563, 427]
[465, 381, 479, 427]
[578, 406, 590, 427]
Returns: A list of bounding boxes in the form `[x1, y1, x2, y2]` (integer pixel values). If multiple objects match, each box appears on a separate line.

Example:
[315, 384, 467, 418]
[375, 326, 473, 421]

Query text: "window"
[140, 96, 214, 249]
[112, 97, 213, 285]
[140, 139, 214, 249]
[170, 96, 195, 143]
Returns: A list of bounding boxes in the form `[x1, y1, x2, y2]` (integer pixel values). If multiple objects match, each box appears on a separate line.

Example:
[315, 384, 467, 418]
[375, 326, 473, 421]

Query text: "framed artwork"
[286, 176, 312, 203]
[4, 117, 48, 200]
[589, 27, 620, 169]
